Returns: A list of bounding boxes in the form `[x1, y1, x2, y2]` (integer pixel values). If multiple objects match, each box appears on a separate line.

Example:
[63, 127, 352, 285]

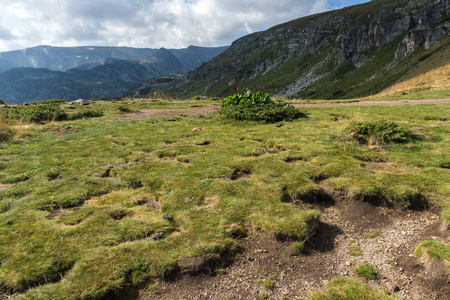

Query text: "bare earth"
[135, 189, 449, 300]
[112, 98, 450, 121]
[110, 98, 450, 299]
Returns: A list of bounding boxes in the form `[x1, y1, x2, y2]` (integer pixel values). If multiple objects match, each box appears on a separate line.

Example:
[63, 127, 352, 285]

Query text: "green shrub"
[221, 89, 272, 107]
[17, 105, 68, 123]
[354, 262, 377, 280]
[68, 110, 104, 120]
[118, 106, 134, 113]
[220, 102, 306, 123]
[32, 99, 67, 106]
[293, 241, 305, 254]
[347, 120, 414, 144]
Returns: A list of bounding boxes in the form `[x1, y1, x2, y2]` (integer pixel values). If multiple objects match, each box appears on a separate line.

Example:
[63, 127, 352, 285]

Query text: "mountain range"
[0, 45, 228, 103]
[134, 0, 449, 100]
[1, 0, 449, 104]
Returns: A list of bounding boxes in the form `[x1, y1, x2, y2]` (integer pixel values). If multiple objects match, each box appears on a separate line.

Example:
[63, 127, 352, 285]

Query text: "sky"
[0, 0, 370, 52]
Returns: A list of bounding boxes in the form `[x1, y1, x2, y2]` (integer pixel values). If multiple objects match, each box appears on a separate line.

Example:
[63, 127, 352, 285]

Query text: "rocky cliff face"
[163, 0, 449, 99]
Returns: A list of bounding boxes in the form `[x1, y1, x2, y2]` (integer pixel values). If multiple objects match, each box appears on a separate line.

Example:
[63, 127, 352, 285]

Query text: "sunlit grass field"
[0, 98, 449, 299]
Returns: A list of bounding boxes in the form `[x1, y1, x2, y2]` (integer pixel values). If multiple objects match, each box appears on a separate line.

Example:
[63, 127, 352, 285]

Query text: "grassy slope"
[375, 63, 450, 97]
[0, 99, 449, 299]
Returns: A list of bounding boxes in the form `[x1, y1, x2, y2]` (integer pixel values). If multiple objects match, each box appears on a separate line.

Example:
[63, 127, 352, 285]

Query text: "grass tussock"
[414, 241, 450, 263]
[0, 113, 16, 142]
[347, 120, 415, 145]
[306, 276, 395, 300]
[354, 262, 377, 280]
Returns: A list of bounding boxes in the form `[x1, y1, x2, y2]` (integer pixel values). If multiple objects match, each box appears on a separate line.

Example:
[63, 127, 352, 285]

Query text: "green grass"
[414, 241, 450, 262]
[306, 276, 396, 300]
[354, 262, 377, 280]
[0, 99, 449, 298]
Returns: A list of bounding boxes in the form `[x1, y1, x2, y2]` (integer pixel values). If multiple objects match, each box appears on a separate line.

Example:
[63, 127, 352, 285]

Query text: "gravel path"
[113, 98, 450, 120]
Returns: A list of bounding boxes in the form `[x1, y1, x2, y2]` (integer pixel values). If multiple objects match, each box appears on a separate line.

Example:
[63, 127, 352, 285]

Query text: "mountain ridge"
[137, 0, 449, 99]
[0, 45, 228, 103]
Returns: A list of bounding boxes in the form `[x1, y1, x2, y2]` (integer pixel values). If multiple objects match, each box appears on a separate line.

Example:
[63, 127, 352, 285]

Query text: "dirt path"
[113, 98, 450, 120]
[291, 98, 450, 107]
[138, 191, 449, 300]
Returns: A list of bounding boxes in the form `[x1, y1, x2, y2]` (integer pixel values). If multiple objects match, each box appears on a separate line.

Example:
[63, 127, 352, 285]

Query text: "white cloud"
[0, 0, 333, 51]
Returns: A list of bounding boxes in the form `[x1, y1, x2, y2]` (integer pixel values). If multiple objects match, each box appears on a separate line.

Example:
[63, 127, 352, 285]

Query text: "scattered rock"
[163, 214, 173, 221]
[152, 232, 165, 240]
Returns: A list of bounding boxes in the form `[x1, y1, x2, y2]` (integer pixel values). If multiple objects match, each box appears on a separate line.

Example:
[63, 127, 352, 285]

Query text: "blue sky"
[0, 0, 371, 52]
[329, 0, 370, 8]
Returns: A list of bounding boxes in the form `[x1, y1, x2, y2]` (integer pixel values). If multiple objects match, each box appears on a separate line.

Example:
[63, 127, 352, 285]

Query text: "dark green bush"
[221, 89, 272, 107]
[68, 110, 104, 120]
[347, 120, 414, 144]
[32, 99, 67, 106]
[220, 101, 306, 123]
[118, 106, 133, 113]
[14, 105, 68, 123]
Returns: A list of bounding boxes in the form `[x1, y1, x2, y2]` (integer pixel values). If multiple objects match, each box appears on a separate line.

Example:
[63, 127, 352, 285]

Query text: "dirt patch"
[108, 98, 450, 120]
[0, 184, 13, 191]
[135, 193, 448, 300]
[292, 98, 450, 108]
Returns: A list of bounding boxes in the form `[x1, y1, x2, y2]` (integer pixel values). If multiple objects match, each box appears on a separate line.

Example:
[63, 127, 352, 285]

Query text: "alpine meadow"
[0, 0, 449, 299]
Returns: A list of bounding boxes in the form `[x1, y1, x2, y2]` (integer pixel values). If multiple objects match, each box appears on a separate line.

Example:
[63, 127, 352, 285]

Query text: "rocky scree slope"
[143, 0, 449, 99]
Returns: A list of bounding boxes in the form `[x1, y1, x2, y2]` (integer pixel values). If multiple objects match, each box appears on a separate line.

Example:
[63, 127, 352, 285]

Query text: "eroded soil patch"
[137, 195, 448, 300]
[0, 183, 13, 191]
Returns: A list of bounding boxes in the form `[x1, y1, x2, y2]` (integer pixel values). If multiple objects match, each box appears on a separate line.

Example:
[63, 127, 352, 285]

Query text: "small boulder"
[152, 232, 165, 240]
[163, 214, 173, 221]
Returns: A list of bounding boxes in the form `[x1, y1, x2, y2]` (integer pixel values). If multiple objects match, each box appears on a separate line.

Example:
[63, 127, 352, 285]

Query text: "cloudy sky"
[0, 0, 369, 52]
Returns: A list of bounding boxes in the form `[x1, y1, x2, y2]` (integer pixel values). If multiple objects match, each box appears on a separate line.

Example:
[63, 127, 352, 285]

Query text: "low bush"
[220, 101, 306, 123]
[347, 120, 414, 144]
[13, 105, 68, 123]
[68, 110, 104, 120]
[6, 106, 103, 123]
[118, 106, 134, 113]
[32, 99, 67, 106]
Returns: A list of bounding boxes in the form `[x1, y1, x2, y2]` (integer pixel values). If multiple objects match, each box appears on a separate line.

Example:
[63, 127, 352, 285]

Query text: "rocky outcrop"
[161, 0, 449, 99]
